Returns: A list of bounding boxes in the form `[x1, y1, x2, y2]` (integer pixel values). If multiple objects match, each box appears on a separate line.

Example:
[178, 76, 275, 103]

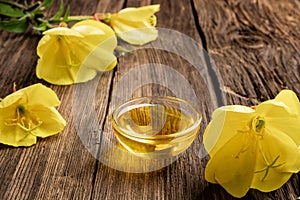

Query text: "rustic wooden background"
[0, 0, 299, 199]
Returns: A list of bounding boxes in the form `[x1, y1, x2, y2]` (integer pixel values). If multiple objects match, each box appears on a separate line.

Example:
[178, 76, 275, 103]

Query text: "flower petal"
[0, 92, 22, 108]
[257, 100, 300, 146]
[74, 20, 118, 81]
[116, 5, 160, 21]
[115, 27, 158, 45]
[274, 89, 300, 116]
[71, 25, 105, 35]
[37, 55, 79, 85]
[110, 5, 160, 45]
[0, 125, 36, 147]
[1, 84, 60, 108]
[203, 105, 255, 156]
[252, 168, 293, 192]
[73, 20, 117, 55]
[205, 132, 257, 198]
[24, 84, 61, 107]
[36, 38, 88, 84]
[37, 35, 59, 59]
[43, 27, 84, 37]
[29, 105, 66, 138]
[256, 127, 300, 174]
[251, 130, 298, 191]
[36, 35, 83, 84]
[37, 20, 117, 85]
[111, 16, 158, 45]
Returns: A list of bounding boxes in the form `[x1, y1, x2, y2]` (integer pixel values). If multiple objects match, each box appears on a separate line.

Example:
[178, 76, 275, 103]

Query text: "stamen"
[57, 35, 63, 41]
[255, 144, 284, 181]
[148, 15, 156, 26]
[5, 105, 43, 137]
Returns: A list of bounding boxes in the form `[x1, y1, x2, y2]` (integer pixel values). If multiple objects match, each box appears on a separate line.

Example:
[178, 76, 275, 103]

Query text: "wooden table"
[1, 0, 300, 199]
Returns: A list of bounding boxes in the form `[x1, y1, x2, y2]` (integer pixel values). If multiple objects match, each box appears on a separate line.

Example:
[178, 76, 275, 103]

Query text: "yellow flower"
[0, 84, 66, 147]
[203, 90, 300, 198]
[36, 20, 117, 85]
[109, 4, 160, 45]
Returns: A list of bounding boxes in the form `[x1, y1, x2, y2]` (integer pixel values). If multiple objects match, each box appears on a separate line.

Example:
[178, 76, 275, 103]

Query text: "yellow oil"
[112, 104, 200, 159]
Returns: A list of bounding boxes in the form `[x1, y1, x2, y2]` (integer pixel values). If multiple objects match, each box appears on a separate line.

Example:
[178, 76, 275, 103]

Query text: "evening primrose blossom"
[96, 4, 160, 45]
[0, 84, 66, 147]
[36, 20, 117, 85]
[203, 90, 300, 198]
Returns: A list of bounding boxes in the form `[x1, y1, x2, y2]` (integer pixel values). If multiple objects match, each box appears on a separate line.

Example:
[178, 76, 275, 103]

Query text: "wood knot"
[231, 30, 269, 49]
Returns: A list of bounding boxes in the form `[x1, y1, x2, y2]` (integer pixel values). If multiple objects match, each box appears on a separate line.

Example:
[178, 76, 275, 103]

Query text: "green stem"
[49, 15, 94, 23]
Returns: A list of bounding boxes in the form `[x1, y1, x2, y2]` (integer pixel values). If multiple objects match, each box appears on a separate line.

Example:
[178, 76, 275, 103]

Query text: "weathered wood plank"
[0, 0, 112, 199]
[90, 0, 219, 200]
[193, 0, 300, 199]
[0, 0, 299, 199]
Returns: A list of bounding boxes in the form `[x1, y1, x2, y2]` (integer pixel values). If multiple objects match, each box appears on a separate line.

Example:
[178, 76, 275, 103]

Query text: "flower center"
[252, 116, 265, 136]
[57, 35, 64, 41]
[17, 104, 26, 115]
[5, 104, 42, 134]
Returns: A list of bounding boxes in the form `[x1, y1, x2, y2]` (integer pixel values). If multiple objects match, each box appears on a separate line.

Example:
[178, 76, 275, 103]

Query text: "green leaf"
[0, 3, 24, 17]
[41, 0, 53, 8]
[63, 5, 70, 22]
[50, 0, 64, 21]
[0, 18, 29, 33]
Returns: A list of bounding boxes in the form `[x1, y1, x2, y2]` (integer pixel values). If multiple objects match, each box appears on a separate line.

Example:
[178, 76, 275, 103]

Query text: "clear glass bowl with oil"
[111, 96, 202, 159]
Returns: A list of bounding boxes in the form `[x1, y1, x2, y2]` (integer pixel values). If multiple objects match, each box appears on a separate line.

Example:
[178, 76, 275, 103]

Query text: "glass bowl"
[111, 96, 202, 159]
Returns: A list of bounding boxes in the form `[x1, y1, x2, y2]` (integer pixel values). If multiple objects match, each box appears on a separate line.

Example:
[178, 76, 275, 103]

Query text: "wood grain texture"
[0, 0, 106, 200]
[193, 0, 300, 199]
[0, 0, 299, 199]
[91, 0, 213, 199]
